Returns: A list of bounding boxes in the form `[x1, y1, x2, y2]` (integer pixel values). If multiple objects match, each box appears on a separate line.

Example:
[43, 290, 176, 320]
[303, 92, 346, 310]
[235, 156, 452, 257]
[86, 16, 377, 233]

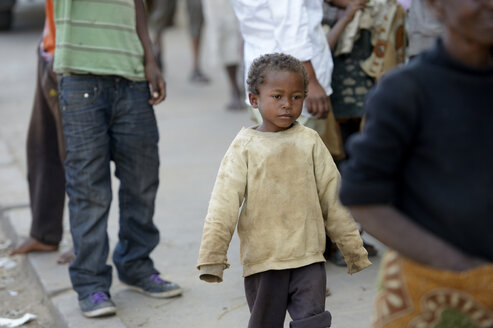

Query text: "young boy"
[339, 0, 493, 327]
[197, 53, 371, 328]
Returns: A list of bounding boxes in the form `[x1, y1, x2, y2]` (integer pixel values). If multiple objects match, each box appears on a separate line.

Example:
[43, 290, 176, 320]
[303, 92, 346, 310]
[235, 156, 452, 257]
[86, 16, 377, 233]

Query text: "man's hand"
[306, 79, 330, 119]
[145, 59, 166, 105]
[302, 60, 330, 119]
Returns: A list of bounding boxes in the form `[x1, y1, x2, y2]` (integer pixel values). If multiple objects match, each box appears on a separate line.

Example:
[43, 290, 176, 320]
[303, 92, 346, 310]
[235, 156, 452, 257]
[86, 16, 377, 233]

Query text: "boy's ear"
[248, 93, 259, 108]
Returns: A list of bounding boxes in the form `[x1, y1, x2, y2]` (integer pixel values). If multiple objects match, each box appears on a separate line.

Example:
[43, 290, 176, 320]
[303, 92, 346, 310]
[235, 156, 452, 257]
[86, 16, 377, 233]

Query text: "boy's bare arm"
[348, 205, 488, 271]
[134, 0, 166, 105]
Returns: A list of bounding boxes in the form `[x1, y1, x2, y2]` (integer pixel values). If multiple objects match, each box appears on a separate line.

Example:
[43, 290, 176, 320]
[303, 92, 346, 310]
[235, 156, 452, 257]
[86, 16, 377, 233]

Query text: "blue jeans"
[59, 75, 160, 300]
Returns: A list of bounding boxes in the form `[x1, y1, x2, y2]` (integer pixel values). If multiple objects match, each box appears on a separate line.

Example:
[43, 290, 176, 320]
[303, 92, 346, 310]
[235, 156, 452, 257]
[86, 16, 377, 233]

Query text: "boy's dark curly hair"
[247, 53, 308, 97]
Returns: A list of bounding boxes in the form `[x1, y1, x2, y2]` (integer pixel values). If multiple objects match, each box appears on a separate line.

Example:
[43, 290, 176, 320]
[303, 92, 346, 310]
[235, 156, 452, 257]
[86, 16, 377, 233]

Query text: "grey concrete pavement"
[0, 1, 384, 327]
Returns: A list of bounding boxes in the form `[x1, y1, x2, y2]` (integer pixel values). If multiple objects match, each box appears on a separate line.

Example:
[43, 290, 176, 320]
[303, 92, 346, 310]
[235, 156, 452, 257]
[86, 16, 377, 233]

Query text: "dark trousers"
[244, 262, 332, 328]
[26, 46, 66, 246]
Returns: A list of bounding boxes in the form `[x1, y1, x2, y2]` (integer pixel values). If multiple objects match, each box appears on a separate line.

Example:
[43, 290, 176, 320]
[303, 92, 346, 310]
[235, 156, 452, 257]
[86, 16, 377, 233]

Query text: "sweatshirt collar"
[242, 121, 303, 137]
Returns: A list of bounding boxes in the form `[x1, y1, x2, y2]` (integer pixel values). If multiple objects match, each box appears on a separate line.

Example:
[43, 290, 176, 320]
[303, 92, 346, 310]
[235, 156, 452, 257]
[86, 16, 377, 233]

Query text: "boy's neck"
[443, 31, 493, 69]
[256, 122, 295, 133]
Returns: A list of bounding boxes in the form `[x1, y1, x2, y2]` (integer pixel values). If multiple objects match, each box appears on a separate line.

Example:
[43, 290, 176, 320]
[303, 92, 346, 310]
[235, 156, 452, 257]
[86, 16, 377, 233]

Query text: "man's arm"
[348, 205, 488, 271]
[134, 0, 166, 105]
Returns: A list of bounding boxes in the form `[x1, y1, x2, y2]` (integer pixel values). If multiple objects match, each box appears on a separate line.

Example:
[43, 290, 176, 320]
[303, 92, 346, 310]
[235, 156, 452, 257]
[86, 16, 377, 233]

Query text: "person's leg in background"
[147, 0, 177, 72]
[186, 0, 210, 83]
[11, 46, 68, 261]
[203, 0, 244, 109]
[215, 0, 244, 109]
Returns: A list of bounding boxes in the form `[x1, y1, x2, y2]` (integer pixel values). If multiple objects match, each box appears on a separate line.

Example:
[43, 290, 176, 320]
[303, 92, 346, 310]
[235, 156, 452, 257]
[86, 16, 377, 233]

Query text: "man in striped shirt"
[54, 0, 182, 318]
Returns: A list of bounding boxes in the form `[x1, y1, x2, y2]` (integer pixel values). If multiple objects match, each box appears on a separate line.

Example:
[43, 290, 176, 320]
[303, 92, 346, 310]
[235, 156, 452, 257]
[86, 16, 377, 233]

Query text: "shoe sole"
[126, 285, 183, 299]
[82, 306, 117, 318]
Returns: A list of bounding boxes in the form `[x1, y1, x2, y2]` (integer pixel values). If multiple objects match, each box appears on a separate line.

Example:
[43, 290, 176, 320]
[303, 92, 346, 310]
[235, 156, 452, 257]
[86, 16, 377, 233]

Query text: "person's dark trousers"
[244, 262, 332, 328]
[27, 46, 66, 246]
[58, 75, 161, 300]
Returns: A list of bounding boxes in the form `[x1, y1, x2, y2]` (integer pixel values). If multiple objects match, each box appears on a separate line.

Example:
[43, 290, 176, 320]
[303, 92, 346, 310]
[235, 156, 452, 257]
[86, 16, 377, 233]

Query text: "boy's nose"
[281, 98, 292, 109]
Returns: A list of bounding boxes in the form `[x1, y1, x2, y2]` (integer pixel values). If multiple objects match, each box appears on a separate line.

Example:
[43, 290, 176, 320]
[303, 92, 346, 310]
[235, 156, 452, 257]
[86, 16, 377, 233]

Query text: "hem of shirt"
[54, 66, 146, 81]
[242, 254, 326, 277]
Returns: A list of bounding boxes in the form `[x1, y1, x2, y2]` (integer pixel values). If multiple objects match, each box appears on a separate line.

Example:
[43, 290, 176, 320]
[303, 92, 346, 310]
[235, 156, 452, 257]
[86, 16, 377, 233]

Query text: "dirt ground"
[0, 214, 55, 328]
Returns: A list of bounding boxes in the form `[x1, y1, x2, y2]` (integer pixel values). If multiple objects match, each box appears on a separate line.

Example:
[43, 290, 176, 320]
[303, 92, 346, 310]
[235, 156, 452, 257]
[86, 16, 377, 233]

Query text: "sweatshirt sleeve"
[197, 136, 248, 282]
[313, 136, 371, 274]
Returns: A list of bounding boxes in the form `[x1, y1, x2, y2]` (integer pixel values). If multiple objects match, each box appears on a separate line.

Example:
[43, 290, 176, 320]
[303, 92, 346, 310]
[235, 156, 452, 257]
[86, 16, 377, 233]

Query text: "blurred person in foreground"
[339, 0, 493, 327]
[54, 0, 181, 318]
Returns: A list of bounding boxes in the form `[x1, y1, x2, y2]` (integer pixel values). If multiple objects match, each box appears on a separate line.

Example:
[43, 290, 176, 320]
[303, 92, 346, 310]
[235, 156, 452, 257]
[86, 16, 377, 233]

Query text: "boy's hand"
[145, 59, 166, 105]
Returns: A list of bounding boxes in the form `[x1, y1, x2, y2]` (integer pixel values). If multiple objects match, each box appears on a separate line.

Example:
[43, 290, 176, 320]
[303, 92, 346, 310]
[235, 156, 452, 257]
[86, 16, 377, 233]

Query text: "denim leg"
[110, 80, 160, 283]
[59, 76, 113, 300]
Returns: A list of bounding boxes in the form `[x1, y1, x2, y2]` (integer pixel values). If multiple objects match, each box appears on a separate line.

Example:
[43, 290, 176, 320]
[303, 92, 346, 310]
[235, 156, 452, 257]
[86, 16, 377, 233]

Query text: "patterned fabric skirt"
[374, 250, 493, 328]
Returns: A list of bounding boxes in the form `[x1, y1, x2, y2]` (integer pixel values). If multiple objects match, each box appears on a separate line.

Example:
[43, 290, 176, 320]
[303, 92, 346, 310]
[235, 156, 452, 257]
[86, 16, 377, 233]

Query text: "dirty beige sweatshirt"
[197, 122, 370, 281]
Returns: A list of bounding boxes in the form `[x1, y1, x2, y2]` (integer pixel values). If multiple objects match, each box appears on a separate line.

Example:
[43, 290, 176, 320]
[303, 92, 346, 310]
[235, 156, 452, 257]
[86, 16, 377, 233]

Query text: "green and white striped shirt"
[54, 0, 146, 81]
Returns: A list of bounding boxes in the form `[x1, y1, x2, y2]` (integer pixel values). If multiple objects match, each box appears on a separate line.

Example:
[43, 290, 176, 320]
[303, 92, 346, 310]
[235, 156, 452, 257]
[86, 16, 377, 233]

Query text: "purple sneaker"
[79, 291, 116, 318]
[124, 274, 182, 298]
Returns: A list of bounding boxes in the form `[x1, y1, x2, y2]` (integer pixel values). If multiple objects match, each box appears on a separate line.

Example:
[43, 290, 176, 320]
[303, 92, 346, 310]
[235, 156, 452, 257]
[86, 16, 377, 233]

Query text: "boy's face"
[429, 0, 493, 46]
[249, 70, 304, 133]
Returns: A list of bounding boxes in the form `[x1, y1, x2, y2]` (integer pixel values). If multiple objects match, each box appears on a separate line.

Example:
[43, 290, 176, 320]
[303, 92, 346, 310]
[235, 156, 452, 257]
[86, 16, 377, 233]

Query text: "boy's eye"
[273, 95, 281, 99]
[293, 95, 302, 100]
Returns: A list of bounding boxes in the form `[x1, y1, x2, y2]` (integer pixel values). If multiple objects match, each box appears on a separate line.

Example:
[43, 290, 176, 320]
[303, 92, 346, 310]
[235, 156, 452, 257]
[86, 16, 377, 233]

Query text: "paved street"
[0, 2, 384, 327]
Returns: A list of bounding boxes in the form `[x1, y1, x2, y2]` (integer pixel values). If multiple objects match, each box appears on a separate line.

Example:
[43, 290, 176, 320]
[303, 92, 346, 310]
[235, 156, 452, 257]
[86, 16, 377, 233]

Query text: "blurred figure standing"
[340, 0, 493, 326]
[202, 0, 244, 110]
[148, 0, 210, 83]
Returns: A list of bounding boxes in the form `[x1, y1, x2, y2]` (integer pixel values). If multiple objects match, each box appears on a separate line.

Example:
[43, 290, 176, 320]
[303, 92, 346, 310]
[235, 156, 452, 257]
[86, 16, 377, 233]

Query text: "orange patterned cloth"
[374, 251, 493, 328]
